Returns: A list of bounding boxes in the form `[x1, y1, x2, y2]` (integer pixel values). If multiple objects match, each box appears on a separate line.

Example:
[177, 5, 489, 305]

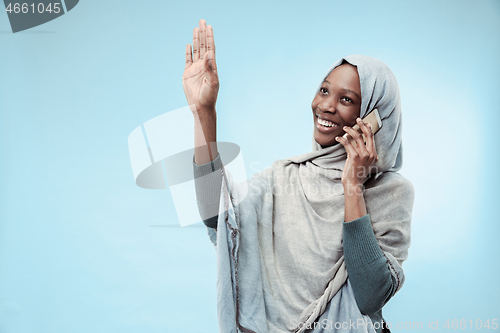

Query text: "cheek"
[339, 108, 359, 123]
[311, 95, 321, 108]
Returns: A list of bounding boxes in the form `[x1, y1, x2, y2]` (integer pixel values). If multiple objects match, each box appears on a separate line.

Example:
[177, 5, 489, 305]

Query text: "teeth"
[317, 117, 337, 128]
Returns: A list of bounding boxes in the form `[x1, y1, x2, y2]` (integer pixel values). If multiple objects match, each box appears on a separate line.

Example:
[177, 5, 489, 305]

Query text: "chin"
[320, 142, 338, 148]
[315, 133, 338, 148]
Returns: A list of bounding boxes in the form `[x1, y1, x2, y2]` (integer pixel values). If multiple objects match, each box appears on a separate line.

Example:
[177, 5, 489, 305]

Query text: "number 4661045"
[5, 2, 61, 14]
[444, 319, 498, 329]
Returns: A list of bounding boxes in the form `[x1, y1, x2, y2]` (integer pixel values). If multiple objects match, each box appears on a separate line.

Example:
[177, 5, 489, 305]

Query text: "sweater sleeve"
[343, 214, 398, 315]
[192, 153, 223, 230]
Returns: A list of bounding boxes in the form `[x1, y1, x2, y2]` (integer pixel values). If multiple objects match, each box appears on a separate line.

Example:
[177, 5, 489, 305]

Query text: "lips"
[316, 115, 340, 134]
[315, 113, 340, 127]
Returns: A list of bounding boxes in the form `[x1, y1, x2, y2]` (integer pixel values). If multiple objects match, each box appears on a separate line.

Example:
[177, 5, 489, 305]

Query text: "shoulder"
[364, 172, 415, 225]
[249, 158, 292, 181]
[365, 172, 415, 202]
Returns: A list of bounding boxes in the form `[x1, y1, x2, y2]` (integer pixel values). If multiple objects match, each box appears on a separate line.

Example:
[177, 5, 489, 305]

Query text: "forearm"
[343, 183, 367, 223]
[193, 107, 219, 165]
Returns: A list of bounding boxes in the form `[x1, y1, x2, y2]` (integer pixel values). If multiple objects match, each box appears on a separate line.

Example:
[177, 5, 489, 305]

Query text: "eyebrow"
[323, 80, 361, 101]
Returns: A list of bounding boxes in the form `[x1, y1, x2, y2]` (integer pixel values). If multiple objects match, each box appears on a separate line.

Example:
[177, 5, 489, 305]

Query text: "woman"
[187, 19, 414, 333]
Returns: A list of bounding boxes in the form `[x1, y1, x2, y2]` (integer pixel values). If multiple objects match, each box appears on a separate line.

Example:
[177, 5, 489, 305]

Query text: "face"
[311, 63, 362, 148]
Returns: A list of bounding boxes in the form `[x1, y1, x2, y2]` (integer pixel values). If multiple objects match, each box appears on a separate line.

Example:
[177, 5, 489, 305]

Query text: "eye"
[341, 96, 353, 103]
[319, 87, 328, 94]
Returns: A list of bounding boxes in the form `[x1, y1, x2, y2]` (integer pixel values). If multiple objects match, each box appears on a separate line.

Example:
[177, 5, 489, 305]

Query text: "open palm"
[183, 19, 219, 113]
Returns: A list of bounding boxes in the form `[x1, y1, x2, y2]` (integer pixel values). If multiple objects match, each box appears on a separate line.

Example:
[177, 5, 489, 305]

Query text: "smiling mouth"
[316, 113, 339, 129]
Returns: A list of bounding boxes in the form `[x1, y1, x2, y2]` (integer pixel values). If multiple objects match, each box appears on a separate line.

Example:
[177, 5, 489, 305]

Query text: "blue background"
[0, 0, 499, 332]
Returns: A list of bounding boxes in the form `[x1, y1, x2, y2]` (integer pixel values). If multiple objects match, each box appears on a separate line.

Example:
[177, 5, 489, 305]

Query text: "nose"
[318, 97, 337, 114]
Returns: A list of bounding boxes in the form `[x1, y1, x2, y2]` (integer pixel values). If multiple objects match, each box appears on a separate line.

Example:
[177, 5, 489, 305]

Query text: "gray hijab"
[210, 54, 414, 333]
[289, 54, 404, 176]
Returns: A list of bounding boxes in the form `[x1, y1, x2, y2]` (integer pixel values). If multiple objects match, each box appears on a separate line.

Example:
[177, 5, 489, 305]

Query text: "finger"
[367, 122, 378, 163]
[343, 125, 366, 156]
[193, 27, 200, 62]
[361, 122, 379, 173]
[335, 135, 358, 158]
[367, 124, 379, 174]
[370, 123, 379, 162]
[206, 25, 217, 73]
[185, 44, 193, 69]
[199, 19, 207, 59]
[356, 118, 375, 158]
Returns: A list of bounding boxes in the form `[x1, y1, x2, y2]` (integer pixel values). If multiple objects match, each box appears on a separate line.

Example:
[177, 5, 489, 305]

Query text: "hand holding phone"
[342, 108, 382, 148]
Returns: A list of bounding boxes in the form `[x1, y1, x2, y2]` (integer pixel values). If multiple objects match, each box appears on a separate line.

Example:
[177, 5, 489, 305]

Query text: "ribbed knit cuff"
[192, 153, 223, 229]
[343, 214, 384, 269]
[193, 153, 223, 201]
[193, 153, 222, 176]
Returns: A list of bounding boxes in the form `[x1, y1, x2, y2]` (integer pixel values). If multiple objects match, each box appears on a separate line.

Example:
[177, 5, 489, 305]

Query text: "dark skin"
[311, 64, 378, 222]
[312, 64, 363, 148]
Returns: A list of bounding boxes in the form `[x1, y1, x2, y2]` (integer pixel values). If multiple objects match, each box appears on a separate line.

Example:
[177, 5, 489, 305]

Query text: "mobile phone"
[342, 108, 382, 148]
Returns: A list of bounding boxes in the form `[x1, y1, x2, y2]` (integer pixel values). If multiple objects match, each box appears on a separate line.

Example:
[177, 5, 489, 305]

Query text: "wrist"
[343, 181, 363, 189]
[343, 182, 364, 196]
[197, 106, 216, 116]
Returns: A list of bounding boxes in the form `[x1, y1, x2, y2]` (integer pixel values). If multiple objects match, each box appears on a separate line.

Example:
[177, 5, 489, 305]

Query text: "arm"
[336, 118, 397, 314]
[183, 19, 220, 232]
[183, 19, 219, 166]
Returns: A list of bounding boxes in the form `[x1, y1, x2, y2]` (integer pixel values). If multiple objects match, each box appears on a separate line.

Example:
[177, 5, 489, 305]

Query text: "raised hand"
[183, 19, 219, 115]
